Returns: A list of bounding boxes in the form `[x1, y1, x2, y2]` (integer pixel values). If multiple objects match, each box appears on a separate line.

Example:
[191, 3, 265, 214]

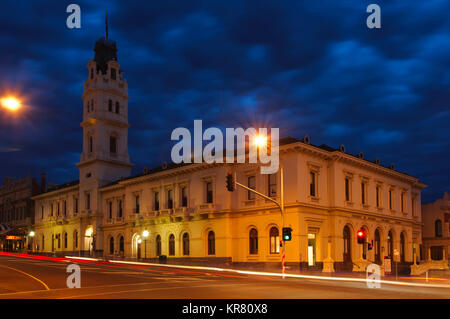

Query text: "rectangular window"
[154, 192, 159, 211]
[345, 178, 350, 201]
[118, 200, 123, 218]
[63, 200, 67, 216]
[135, 195, 140, 213]
[181, 187, 187, 207]
[89, 137, 93, 153]
[268, 174, 277, 197]
[401, 192, 406, 213]
[108, 201, 112, 219]
[361, 182, 366, 205]
[110, 136, 117, 153]
[167, 189, 173, 209]
[376, 186, 380, 207]
[412, 197, 416, 216]
[206, 181, 213, 203]
[111, 68, 116, 80]
[389, 189, 393, 210]
[41, 206, 44, 219]
[248, 176, 256, 200]
[310, 172, 316, 197]
[86, 193, 91, 210]
[74, 197, 78, 214]
[108, 99, 113, 112]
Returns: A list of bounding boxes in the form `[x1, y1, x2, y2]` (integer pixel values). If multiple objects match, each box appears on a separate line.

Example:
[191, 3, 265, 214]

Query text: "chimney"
[40, 173, 47, 192]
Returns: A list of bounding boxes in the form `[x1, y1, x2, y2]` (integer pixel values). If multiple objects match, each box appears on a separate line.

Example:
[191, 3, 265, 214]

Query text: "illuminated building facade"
[32, 30, 426, 273]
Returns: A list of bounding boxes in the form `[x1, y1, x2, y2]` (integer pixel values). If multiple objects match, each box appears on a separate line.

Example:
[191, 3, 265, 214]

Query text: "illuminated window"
[169, 234, 175, 256]
[269, 227, 280, 254]
[167, 189, 173, 209]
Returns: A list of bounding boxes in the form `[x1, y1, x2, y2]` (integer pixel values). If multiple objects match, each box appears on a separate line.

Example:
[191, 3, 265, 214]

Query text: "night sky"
[0, 0, 448, 203]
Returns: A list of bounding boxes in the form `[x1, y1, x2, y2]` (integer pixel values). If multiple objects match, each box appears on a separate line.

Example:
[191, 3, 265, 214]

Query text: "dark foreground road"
[0, 254, 449, 299]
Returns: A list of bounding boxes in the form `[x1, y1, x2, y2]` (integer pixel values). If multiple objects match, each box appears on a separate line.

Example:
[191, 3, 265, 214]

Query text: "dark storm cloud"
[0, 0, 448, 202]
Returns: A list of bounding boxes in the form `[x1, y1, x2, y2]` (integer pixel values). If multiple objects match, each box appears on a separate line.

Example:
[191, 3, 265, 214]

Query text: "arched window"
[115, 102, 120, 114]
[42, 235, 45, 251]
[183, 233, 189, 256]
[156, 235, 161, 256]
[343, 225, 351, 262]
[435, 220, 443, 237]
[64, 233, 68, 249]
[119, 236, 124, 253]
[269, 227, 280, 254]
[374, 229, 381, 264]
[109, 237, 114, 254]
[387, 230, 394, 258]
[249, 228, 258, 254]
[207, 231, 215, 255]
[400, 232, 406, 262]
[169, 234, 175, 256]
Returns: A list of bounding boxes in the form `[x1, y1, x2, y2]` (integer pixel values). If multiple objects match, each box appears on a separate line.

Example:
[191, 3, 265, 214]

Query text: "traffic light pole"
[232, 165, 286, 278]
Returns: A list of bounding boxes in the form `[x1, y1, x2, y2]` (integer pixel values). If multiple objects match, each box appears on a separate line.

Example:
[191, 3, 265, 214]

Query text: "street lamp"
[142, 230, 149, 260]
[1, 96, 21, 112]
[28, 231, 35, 252]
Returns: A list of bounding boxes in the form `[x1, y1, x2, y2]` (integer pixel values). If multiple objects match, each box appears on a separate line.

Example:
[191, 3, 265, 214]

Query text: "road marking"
[99, 271, 146, 275]
[0, 264, 50, 291]
[60, 282, 250, 299]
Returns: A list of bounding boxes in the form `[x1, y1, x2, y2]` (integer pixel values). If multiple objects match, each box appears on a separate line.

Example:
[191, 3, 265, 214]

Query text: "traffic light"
[357, 229, 366, 244]
[226, 173, 235, 192]
[282, 227, 292, 241]
[367, 241, 373, 250]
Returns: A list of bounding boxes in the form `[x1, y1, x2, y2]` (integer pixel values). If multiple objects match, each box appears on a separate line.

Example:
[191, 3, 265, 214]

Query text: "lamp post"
[142, 230, 149, 260]
[28, 231, 35, 252]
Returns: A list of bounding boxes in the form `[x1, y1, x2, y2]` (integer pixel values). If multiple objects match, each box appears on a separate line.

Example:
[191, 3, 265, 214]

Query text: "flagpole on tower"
[105, 9, 108, 39]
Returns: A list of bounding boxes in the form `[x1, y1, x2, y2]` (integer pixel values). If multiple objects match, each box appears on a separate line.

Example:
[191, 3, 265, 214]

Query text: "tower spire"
[105, 9, 108, 39]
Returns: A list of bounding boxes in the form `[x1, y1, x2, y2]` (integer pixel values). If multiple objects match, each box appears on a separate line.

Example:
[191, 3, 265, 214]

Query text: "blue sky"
[0, 0, 449, 203]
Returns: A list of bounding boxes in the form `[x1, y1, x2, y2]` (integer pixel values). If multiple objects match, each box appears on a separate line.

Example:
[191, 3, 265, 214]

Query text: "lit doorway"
[308, 233, 316, 266]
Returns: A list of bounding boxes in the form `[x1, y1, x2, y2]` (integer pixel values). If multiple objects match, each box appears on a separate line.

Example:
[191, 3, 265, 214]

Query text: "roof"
[99, 136, 420, 189]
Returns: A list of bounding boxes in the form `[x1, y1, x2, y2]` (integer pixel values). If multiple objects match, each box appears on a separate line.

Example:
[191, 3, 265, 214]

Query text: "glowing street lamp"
[28, 231, 35, 252]
[142, 230, 149, 259]
[254, 134, 267, 148]
[29, 231, 35, 237]
[1, 96, 21, 112]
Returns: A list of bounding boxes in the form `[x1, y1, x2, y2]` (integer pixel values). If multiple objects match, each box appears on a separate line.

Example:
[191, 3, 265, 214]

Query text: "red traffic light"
[357, 229, 366, 244]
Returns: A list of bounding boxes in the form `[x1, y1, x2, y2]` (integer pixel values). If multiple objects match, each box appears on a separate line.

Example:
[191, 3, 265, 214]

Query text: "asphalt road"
[0, 254, 448, 299]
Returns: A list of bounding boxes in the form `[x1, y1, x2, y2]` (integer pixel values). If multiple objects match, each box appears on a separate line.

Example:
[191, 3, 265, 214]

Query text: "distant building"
[0, 175, 44, 251]
[422, 192, 450, 260]
[31, 27, 427, 273]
